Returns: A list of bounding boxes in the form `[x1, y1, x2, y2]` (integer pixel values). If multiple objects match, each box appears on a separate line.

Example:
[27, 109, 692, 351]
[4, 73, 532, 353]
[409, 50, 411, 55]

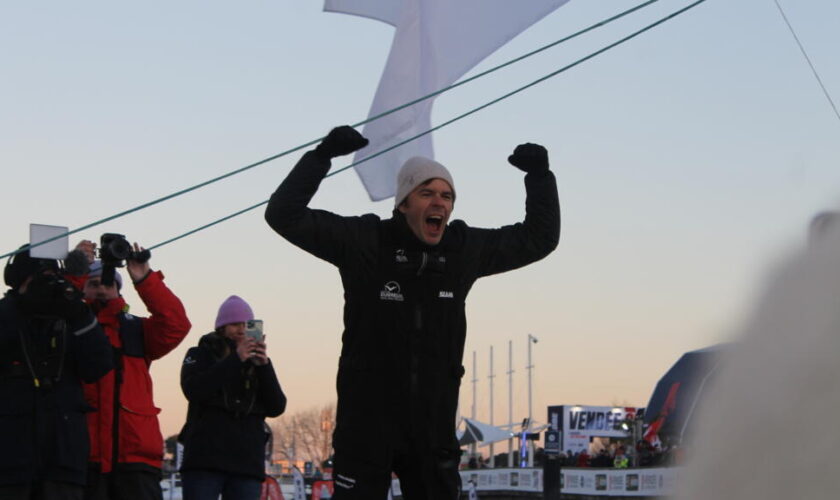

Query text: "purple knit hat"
[215, 295, 254, 329]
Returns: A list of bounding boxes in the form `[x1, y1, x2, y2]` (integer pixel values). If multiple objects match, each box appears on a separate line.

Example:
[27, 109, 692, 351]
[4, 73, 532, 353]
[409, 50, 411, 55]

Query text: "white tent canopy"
[457, 418, 515, 447]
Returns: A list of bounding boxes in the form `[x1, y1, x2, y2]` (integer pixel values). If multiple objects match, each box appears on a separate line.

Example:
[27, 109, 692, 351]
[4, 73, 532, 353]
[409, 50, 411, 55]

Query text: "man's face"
[83, 277, 119, 302]
[398, 178, 454, 246]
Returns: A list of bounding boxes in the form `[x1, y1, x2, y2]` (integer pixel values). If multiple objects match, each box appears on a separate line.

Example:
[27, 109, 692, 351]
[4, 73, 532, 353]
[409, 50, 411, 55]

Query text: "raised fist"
[508, 143, 549, 174]
[314, 126, 369, 159]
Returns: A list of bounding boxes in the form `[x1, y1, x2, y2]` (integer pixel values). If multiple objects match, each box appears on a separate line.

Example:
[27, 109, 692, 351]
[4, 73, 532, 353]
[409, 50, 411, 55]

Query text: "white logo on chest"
[380, 281, 404, 301]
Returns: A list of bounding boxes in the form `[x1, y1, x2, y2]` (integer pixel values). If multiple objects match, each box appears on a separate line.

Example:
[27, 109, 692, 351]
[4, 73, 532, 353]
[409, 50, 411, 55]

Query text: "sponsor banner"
[460, 468, 543, 492]
[547, 405, 644, 453]
[445, 467, 676, 496]
[562, 467, 677, 496]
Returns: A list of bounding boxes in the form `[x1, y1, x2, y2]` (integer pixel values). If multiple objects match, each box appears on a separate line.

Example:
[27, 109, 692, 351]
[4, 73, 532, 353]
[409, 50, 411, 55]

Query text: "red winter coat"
[82, 271, 191, 473]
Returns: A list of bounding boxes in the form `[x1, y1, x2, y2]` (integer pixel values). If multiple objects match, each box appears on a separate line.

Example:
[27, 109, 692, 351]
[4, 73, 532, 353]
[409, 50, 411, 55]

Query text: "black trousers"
[0, 481, 84, 500]
[331, 445, 461, 500]
[83, 466, 162, 500]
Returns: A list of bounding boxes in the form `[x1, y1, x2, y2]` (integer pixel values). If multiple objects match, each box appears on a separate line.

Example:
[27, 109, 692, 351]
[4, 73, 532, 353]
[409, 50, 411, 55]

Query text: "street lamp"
[526, 334, 538, 467]
[527, 334, 538, 432]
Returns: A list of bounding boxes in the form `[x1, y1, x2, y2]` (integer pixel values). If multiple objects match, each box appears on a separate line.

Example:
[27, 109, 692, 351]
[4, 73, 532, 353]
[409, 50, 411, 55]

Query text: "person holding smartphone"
[178, 295, 286, 500]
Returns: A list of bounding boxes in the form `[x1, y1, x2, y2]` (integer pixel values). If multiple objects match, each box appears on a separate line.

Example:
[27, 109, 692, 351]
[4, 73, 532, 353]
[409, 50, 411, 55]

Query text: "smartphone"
[245, 319, 264, 342]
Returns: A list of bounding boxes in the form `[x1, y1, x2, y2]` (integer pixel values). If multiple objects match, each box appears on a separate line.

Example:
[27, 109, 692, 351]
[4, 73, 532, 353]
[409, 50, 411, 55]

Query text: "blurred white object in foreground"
[677, 212, 840, 500]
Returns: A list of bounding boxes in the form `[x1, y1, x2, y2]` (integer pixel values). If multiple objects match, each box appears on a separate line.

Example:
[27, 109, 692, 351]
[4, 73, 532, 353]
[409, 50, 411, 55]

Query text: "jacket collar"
[389, 209, 452, 251]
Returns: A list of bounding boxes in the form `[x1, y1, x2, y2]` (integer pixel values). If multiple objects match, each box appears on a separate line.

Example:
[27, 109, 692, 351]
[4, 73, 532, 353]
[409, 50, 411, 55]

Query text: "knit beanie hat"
[394, 156, 455, 207]
[88, 260, 123, 289]
[215, 295, 254, 329]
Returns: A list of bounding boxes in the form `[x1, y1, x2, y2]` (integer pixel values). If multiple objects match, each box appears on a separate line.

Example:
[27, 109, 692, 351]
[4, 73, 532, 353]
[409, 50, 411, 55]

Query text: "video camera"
[99, 233, 150, 287]
[17, 271, 85, 319]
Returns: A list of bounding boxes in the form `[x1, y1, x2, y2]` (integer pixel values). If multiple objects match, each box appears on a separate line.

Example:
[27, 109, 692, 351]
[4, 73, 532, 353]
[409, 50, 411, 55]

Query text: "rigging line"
[145, 0, 709, 251]
[772, 0, 840, 124]
[147, 201, 268, 250]
[1, 0, 660, 261]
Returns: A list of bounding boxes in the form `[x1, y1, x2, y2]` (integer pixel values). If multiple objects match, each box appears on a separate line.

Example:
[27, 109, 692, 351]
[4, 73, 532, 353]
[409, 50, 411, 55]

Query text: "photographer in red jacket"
[74, 239, 192, 500]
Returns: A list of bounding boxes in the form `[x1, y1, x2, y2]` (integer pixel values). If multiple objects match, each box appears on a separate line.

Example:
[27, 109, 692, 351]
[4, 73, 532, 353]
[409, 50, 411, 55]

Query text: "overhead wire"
[149, 0, 710, 251]
[2, 0, 662, 260]
[771, 0, 840, 125]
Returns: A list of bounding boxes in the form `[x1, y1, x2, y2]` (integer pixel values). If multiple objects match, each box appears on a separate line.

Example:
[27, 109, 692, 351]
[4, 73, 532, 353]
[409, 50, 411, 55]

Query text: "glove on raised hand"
[314, 125, 369, 160]
[508, 143, 549, 174]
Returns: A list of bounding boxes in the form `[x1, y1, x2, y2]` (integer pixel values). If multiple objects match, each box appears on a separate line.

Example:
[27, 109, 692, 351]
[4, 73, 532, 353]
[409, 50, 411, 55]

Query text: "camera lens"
[108, 238, 132, 260]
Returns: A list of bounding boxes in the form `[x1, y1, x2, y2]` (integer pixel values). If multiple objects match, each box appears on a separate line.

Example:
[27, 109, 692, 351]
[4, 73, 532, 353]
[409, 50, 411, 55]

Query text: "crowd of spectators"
[460, 439, 684, 471]
[559, 440, 682, 468]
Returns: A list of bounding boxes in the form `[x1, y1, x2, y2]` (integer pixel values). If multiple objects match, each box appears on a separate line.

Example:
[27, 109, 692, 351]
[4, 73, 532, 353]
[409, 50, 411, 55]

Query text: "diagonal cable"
[2, 0, 660, 260]
[148, 0, 710, 251]
[772, 0, 840, 124]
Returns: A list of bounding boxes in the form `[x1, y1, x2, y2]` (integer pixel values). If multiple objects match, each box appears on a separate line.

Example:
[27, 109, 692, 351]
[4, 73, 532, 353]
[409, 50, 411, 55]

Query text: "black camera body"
[99, 233, 150, 286]
[47, 273, 84, 303]
[100, 233, 134, 264]
[18, 271, 83, 318]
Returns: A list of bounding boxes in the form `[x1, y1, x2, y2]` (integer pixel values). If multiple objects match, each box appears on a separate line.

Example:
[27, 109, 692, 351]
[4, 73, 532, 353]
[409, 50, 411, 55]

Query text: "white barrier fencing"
[560, 467, 677, 496]
[391, 467, 678, 497]
[164, 467, 677, 498]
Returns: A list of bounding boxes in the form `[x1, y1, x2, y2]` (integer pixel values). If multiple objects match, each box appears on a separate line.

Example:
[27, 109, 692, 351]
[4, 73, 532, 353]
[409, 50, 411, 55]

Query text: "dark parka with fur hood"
[264, 150, 560, 468]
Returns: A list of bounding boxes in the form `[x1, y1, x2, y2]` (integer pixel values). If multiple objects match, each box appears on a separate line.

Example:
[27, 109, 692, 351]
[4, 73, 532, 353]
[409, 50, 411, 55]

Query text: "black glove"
[314, 126, 369, 160]
[508, 143, 549, 174]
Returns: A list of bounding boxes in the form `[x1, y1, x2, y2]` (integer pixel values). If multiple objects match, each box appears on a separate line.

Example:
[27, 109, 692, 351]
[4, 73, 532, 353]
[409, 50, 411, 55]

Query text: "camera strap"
[18, 315, 68, 389]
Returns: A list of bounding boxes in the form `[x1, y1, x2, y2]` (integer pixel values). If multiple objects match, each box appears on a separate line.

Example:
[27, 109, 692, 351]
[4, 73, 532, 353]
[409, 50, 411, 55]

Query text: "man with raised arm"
[74, 240, 191, 500]
[265, 126, 560, 499]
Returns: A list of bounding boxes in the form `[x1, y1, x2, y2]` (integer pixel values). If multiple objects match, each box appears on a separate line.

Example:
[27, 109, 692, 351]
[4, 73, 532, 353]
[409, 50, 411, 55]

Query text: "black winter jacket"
[265, 151, 560, 466]
[0, 290, 113, 486]
[179, 332, 286, 480]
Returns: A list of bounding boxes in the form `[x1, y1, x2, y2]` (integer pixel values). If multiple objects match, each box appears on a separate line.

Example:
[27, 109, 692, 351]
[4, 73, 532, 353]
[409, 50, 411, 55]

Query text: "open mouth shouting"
[426, 214, 444, 233]
[398, 178, 454, 246]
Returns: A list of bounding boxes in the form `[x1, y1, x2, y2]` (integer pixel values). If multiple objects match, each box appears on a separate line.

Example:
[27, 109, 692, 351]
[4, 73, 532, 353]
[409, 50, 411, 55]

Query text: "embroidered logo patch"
[380, 281, 404, 301]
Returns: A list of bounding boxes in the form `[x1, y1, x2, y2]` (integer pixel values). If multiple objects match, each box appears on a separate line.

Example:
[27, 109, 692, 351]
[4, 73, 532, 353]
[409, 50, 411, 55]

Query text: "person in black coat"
[0, 247, 113, 499]
[179, 295, 286, 500]
[264, 126, 560, 499]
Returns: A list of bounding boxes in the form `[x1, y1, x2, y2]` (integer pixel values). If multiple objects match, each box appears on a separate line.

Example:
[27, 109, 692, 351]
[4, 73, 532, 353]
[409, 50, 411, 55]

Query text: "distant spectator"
[576, 450, 590, 468]
[614, 447, 629, 469]
[637, 440, 656, 467]
[592, 449, 612, 468]
[651, 444, 663, 466]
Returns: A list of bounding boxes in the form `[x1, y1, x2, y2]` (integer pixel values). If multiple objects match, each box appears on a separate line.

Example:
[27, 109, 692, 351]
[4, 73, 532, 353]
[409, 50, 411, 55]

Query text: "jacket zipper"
[416, 251, 428, 276]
